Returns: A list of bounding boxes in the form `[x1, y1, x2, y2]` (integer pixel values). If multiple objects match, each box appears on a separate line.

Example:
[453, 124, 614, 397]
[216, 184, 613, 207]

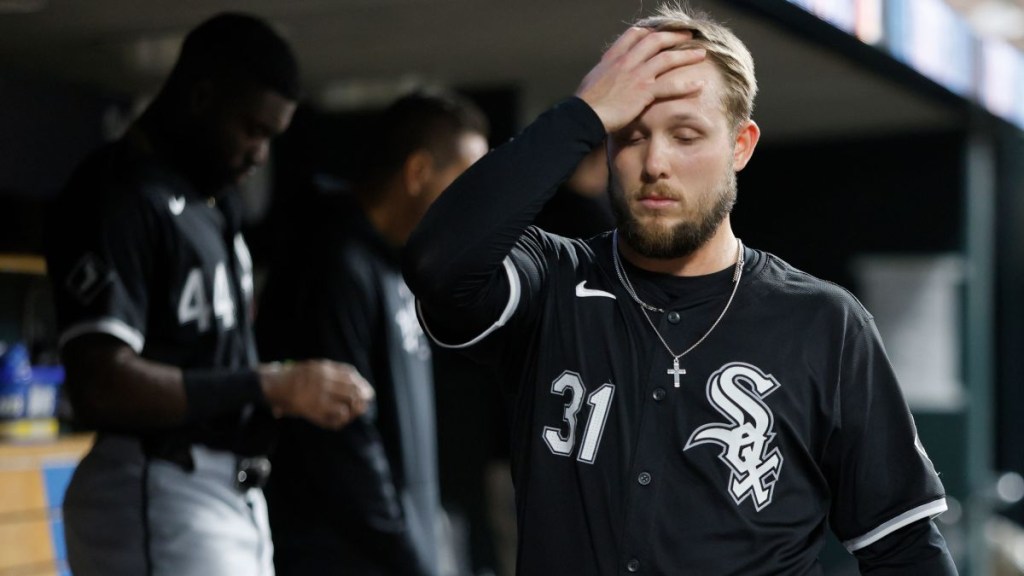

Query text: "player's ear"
[732, 119, 760, 172]
[402, 150, 434, 197]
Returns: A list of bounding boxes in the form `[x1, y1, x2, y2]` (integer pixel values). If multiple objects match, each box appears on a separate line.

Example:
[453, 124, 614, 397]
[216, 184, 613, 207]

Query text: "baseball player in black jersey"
[46, 14, 372, 576]
[257, 91, 489, 575]
[403, 5, 957, 575]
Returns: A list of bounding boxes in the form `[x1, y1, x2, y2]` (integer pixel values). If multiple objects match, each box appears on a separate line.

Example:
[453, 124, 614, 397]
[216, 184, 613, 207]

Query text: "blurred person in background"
[256, 90, 489, 575]
[431, 346, 510, 576]
[534, 145, 614, 239]
[45, 13, 372, 576]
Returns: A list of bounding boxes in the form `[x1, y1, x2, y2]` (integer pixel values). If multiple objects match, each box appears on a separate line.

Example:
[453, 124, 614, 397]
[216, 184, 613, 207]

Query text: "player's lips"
[637, 196, 679, 209]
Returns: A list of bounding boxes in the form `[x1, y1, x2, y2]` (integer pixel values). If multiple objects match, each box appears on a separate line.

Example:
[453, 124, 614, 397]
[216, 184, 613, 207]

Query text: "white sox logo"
[684, 362, 783, 511]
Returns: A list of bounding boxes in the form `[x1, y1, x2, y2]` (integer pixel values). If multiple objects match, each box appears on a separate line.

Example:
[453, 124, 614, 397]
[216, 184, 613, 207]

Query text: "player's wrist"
[182, 367, 263, 426]
[258, 362, 291, 417]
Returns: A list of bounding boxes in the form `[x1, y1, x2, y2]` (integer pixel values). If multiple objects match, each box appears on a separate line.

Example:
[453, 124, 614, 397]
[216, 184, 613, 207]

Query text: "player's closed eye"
[669, 126, 701, 142]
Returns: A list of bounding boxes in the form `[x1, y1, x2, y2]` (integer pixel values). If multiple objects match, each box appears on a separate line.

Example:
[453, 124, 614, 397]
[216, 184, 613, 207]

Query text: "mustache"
[632, 183, 682, 201]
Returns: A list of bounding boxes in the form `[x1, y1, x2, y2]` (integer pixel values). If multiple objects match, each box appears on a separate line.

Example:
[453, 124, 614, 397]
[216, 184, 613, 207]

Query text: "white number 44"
[177, 263, 236, 332]
[542, 371, 615, 464]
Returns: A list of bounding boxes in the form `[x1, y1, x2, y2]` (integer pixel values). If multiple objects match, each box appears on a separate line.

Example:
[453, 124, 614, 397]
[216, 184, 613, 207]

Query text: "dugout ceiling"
[0, 0, 964, 143]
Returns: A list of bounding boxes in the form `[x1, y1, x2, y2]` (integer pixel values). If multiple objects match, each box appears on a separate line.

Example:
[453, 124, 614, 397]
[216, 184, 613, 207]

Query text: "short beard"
[611, 170, 737, 259]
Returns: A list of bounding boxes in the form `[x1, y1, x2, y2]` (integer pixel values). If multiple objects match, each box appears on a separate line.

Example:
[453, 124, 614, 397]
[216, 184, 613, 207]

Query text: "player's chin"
[630, 222, 675, 246]
[634, 214, 684, 236]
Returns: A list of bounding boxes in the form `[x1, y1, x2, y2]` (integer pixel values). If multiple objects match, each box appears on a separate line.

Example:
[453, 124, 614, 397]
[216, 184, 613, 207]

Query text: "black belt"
[142, 437, 271, 491]
[235, 456, 272, 490]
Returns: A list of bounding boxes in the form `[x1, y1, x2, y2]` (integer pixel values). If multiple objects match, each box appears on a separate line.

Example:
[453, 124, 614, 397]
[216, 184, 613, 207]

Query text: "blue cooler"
[0, 343, 64, 438]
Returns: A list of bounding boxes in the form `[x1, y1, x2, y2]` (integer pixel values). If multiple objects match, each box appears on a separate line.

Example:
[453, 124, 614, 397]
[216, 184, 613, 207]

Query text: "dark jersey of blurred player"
[257, 193, 440, 574]
[257, 91, 489, 575]
[49, 138, 266, 452]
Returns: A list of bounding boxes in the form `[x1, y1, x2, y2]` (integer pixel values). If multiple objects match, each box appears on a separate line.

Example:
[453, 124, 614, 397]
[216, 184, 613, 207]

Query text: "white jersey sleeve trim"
[417, 257, 521, 350]
[58, 318, 145, 354]
[842, 498, 948, 552]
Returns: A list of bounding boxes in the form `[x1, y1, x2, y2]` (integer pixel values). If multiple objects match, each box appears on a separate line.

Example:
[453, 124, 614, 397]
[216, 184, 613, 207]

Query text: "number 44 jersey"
[418, 227, 948, 576]
[47, 139, 261, 452]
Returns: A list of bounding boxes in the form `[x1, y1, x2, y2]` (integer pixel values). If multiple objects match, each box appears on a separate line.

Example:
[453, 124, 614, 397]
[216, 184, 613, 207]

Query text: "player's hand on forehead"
[651, 55, 709, 100]
[576, 27, 706, 133]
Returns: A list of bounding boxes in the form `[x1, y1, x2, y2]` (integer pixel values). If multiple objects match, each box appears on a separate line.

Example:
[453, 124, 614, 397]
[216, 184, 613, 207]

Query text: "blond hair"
[635, 3, 757, 130]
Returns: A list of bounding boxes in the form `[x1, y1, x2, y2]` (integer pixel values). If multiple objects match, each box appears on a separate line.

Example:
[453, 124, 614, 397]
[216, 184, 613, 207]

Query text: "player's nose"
[250, 140, 270, 167]
[642, 138, 671, 182]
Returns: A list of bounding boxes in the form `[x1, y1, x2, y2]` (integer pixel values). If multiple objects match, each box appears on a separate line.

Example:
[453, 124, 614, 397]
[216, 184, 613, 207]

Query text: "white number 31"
[542, 371, 615, 464]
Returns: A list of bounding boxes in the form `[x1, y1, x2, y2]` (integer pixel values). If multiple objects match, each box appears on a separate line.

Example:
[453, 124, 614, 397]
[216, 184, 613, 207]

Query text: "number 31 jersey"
[420, 227, 947, 576]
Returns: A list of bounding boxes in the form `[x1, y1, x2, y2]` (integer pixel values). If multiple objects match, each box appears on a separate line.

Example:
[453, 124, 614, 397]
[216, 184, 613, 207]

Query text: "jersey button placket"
[628, 346, 671, 575]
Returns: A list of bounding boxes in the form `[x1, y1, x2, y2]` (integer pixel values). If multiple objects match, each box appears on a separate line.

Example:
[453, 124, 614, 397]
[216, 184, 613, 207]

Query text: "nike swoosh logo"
[168, 195, 186, 216]
[576, 281, 616, 300]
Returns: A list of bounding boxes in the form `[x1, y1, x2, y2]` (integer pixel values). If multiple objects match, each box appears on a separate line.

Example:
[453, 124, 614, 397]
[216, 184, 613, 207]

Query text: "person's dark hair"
[357, 90, 489, 188]
[164, 12, 300, 100]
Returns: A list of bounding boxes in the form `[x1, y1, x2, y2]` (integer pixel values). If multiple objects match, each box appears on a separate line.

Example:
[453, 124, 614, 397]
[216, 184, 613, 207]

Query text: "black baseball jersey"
[404, 98, 955, 575]
[47, 135, 264, 452]
[257, 195, 439, 575]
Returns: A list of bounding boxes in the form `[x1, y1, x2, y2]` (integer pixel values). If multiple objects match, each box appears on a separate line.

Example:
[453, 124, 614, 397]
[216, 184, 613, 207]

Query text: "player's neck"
[618, 221, 738, 277]
[135, 111, 224, 197]
[362, 188, 415, 248]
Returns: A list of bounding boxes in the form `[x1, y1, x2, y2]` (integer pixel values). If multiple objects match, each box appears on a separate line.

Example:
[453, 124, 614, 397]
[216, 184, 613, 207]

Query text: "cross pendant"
[667, 357, 686, 388]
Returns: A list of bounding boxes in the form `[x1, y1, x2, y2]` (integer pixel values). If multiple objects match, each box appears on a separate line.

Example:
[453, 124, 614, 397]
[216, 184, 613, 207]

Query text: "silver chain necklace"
[611, 229, 744, 388]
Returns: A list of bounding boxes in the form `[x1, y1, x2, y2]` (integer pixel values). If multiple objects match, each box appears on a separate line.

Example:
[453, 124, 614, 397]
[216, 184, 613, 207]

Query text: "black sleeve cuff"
[560, 96, 608, 148]
[854, 519, 959, 575]
[182, 368, 264, 426]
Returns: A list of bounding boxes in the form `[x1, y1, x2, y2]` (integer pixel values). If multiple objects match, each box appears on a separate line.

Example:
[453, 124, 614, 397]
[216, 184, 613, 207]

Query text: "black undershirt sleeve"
[181, 368, 264, 426]
[402, 97, 606, 342]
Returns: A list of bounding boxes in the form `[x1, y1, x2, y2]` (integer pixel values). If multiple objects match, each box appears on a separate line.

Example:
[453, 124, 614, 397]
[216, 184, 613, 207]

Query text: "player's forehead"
[635, 60, 728, 130]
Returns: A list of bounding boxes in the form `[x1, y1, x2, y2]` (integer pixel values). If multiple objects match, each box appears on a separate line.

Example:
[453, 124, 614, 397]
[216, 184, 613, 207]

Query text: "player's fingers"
[651, 70, 706, 101]
[338, 363, 374, 400]
[601, 27, 651, 61]
[323, 403, 351, 429]
[642, 48, 706, 79]
[322, 363, 374, 403]
[340, 386, 368, 417]
[350, 397, 369, 418]
[320, 378, 351, 404]
[321, 385, 368, 422]
[313, 393, 350, 428]
[622, 30, 694, 68]
[354, 376, 374, 402]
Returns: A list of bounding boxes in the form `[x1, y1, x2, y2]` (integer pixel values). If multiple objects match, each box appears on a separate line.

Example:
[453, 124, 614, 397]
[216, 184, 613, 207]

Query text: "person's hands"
[260, 360, 374, 429]
[576, 27, 707, 133]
